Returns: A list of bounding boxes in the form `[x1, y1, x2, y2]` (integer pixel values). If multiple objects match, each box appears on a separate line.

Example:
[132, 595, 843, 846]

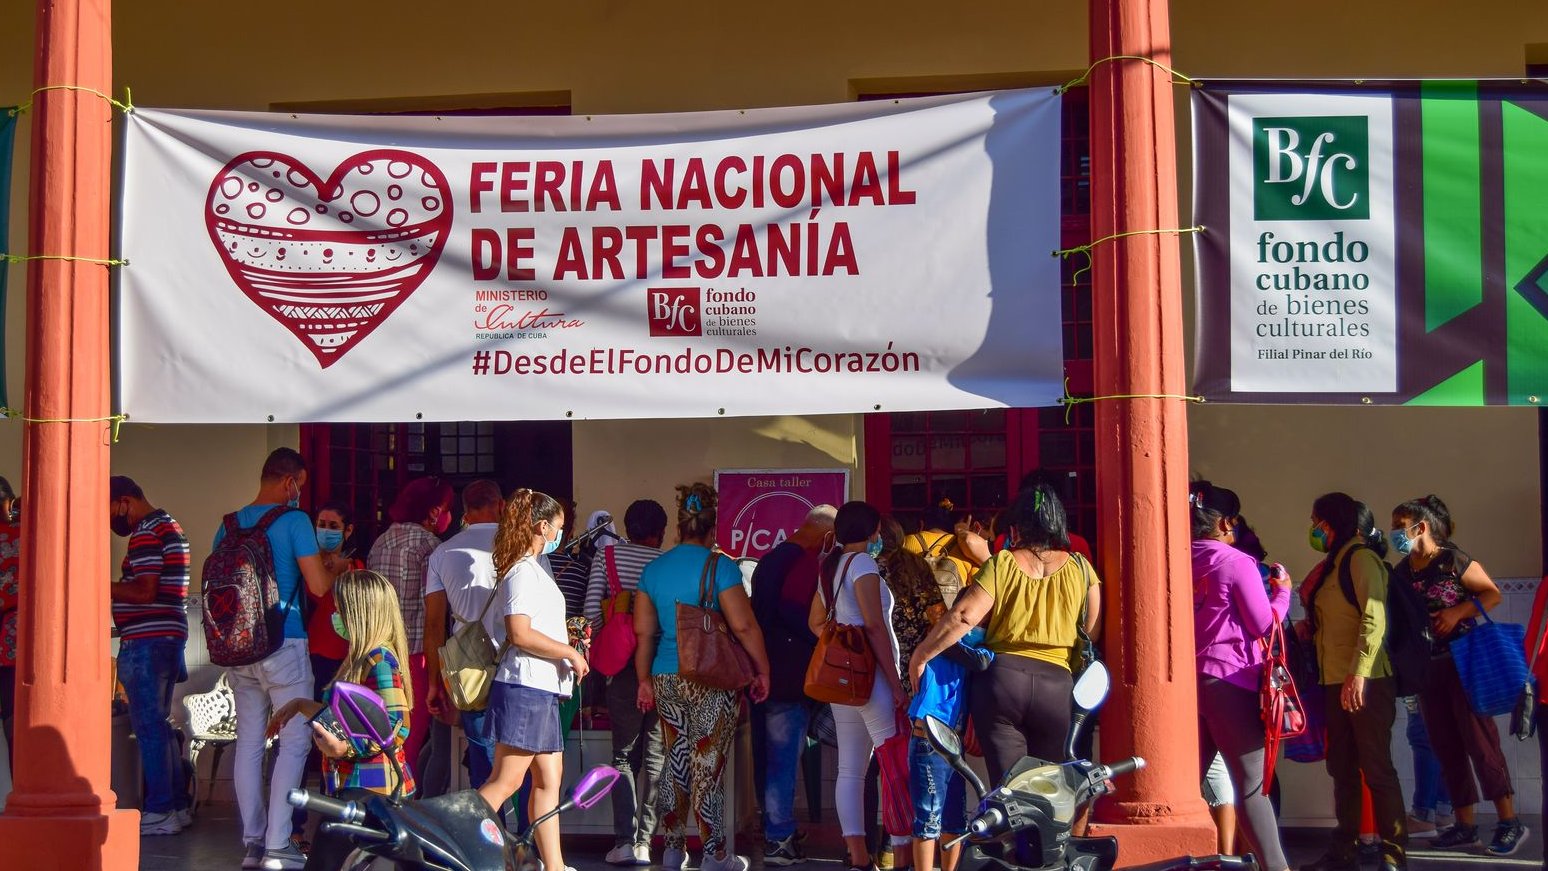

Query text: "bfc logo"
[1253, 116, 1369, 221]
[647, 287, 702, 337]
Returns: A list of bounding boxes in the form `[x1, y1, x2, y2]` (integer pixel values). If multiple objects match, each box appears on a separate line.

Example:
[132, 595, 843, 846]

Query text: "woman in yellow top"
[907, 483, 1100, 785]
[1294, 493, 1406, 871]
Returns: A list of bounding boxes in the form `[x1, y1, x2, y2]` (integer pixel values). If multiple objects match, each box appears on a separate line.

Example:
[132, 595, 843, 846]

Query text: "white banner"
[120, 91, 1064, 422]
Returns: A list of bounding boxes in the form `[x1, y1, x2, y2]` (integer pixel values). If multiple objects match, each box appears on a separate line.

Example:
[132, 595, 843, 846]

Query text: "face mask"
[1389, 525, 1417, 556]
[434, 510, 452, 536]
[110, 506, 132, 538]
[286, 479, 301, 510]
[331, 612, 349, 640]
[316, 527, 344, 552]
[866, 538, 884, 558]
[1309, 524, 1330, 553]
[540, 522, 561, 556]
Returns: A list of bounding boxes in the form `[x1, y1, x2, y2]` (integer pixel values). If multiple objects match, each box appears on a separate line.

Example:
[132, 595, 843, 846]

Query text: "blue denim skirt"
[483, 681, 563, 753]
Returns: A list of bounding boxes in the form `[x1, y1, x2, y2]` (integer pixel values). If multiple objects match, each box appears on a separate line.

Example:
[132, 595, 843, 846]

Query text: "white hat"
[588, 510, 619, 542]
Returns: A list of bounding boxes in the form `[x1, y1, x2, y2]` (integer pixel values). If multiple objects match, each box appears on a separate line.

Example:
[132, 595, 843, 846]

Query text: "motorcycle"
[922, 661, 1260, 871]
[288, 680, 619, 871]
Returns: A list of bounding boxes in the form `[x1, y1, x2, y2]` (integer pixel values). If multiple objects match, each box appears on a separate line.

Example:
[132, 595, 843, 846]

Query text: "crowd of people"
[0, 453, 1546, 871]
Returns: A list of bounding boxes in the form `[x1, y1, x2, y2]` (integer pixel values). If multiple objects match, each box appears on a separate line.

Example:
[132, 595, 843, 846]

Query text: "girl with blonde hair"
[267, 569, 416, 870]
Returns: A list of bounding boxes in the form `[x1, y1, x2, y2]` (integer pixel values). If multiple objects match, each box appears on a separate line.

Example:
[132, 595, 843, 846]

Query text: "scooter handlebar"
[1100, 756, 1145, 779]
[287, 788, 366, 825]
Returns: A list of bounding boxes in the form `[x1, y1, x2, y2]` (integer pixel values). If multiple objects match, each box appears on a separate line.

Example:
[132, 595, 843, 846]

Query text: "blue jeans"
[461, 708, 495, 789]
[118, 637, 188, 814]
[1405, 705, 1451, 817]
[762, 700, 812, 841]
[908, 733, 966, 839]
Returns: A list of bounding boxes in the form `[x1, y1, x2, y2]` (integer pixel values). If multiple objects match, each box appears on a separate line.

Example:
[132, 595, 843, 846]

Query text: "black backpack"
[1336, 545, 1432, 697]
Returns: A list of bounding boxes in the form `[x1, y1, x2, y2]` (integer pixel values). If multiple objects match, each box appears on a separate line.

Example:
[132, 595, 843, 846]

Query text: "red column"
[0, 0, 138, 868]
[1082, 0, 1216, 865]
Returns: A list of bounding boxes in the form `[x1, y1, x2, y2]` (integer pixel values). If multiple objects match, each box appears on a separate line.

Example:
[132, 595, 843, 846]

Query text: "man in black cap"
[109, 475, 192, 836]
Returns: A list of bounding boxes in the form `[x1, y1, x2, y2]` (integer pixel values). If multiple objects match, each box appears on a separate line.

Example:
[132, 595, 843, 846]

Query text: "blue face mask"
[330, 612, 349, 640]
[866, 538, 884, 558]
[1389, 525, 1416, 556]
[316, 527, 344, 552]
[286, 479, 301, 510]
[541, 524, 561, 556]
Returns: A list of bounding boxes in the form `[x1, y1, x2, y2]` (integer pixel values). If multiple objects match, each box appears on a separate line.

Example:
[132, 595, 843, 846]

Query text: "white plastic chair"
[181, 673, 239, 812]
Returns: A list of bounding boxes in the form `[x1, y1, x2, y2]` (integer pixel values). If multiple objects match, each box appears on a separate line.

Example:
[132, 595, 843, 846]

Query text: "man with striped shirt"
[109, 475, 192, 836]
[584, 499, 668, 866]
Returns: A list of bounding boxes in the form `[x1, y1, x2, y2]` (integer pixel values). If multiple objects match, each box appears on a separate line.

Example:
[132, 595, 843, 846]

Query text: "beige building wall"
[0, 0, 1541, 582]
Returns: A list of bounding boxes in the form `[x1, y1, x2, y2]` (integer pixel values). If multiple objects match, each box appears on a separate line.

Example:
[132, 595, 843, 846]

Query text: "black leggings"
[969, 654, 1073, 786]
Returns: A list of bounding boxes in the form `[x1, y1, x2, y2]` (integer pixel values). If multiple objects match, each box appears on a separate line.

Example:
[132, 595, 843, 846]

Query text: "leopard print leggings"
[653, 674, 739, 855]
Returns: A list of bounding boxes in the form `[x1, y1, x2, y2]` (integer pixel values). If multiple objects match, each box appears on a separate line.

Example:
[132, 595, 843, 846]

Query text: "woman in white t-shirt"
[478, 489, 590, 871]
[807, 500, 909, 871]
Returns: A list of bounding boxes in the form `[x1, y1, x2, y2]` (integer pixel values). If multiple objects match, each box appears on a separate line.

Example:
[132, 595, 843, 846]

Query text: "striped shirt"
[322, 646, 416, 797]
[546, 550, 592, 619]
[114, 509, 190, 641]
[583, 541, 662, 630]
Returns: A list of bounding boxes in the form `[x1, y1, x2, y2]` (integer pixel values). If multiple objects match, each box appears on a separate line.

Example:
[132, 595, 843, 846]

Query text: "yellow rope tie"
[9, 84, 133, 117]
[0, 407, 129, 443]
[1052, 225, 1204, 286]
[1056, 378, 1205, 425]
[0, 253, 127, 267]
[1057, 56, 1198, 94]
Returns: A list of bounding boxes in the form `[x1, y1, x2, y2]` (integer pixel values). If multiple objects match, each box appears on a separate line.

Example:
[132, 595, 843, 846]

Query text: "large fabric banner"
[120, 91, 1063, 423]
[1192, 81, 1548, 405]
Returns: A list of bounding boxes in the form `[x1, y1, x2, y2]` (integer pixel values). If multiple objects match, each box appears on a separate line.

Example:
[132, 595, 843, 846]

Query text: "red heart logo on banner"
[205, 150, 452, 368]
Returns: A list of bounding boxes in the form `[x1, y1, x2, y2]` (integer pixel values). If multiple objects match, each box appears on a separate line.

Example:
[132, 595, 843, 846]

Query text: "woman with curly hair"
[635, 483, 770, 871]
[478, 489, 589, 871]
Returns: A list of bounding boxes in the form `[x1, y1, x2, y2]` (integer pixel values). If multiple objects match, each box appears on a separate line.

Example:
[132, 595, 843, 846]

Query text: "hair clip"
[1033, 490, 1044, 512]
[685, 494, 703, 513]
[1188, 491, 1200, 507]
[938, 497, 955, 511]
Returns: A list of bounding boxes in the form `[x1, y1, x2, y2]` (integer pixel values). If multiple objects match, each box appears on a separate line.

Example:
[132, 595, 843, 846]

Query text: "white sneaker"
[241, 843, 266, 869]
[702, 853, 749, 871]
[662, 847, 688, 871]
[260, 843, 308, 870]
[173, 808, 193, 829]
[139, 811, 183, 836]
[607, 844, 651, 866]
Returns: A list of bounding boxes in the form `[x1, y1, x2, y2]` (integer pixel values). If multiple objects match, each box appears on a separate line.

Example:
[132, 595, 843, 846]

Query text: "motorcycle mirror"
[572, 765, 622, 809]
[923, 715, 962, 759]
[331, 681, 395, 747]
[1072, 660, 1110, 712]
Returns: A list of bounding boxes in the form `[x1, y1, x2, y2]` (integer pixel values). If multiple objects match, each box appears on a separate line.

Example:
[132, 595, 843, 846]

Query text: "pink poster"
[714, 468, 850, 559]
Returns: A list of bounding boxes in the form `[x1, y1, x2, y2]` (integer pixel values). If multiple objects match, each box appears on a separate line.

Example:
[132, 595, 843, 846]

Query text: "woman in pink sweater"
[1190, 481, 1292, 871]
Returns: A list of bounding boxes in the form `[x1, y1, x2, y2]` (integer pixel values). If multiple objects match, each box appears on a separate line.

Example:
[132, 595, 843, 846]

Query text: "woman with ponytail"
[1189, 481, 1291, 871]
[1296, 493, 1406, 871]
[479, 489, 588, 871]
[1389, 495, 1525, 855]
[634, 483, 770, 871]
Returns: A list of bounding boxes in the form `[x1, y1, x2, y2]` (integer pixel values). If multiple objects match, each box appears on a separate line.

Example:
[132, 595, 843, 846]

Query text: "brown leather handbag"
[803, 554, 876, 706]
[676, 551, 754, 691]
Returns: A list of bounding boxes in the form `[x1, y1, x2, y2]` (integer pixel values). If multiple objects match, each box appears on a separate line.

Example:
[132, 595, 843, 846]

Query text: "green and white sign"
[1193, 81, 1548, 406]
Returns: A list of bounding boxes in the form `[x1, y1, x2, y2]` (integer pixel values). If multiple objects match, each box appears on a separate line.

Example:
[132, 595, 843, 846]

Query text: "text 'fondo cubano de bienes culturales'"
[465, 151, 917, 283]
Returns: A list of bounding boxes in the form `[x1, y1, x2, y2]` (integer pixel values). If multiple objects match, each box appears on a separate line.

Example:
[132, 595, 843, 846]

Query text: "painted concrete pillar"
[1083, 0, 1216, 865]
[0, 0, 139, 868]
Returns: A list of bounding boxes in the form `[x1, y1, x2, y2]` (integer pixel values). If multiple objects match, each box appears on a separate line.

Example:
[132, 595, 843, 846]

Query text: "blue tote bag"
[1449, 598, 1529, 717]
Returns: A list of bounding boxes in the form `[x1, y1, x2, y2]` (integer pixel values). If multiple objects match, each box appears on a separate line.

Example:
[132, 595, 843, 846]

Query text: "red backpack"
[1260, 619, 1307, 793]
[202, 507, 304, 667]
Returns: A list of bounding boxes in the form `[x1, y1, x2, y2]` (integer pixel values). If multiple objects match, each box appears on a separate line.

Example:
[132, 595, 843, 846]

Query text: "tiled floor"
[139, 804, 1544, 870]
